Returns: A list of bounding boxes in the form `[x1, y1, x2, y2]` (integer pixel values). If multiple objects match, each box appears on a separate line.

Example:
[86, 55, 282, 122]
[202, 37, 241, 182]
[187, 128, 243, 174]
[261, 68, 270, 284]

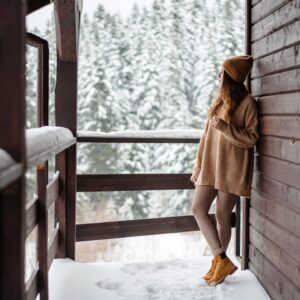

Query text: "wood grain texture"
[249, 243, 300, 300]
[55, 151, 66, 258]
[37, 166, 49, 300]
[251, 68, 300, 96]
[76, 213, 236, 241]
[252, 0, 299, 42]
[47, 227, 59, 271]
[250, 188, 300, 238]
[258, 115, 300, 139]
[257, 92, 300, 115]
[252, 171, 300, 214]
[254, 154, 300, 189]
[256, 135, 300, 163]
[0, 1, 26, 299]
[251, 0, 292, 25]
[250, 206, 300, 264]
[77, 173, 195, 192]
[46, 172, 59, 210]
[252, 45, 300, 78]
[251, 19, 300, 59]
[25, 198, 39, 238]
[249, 225, 300, 287]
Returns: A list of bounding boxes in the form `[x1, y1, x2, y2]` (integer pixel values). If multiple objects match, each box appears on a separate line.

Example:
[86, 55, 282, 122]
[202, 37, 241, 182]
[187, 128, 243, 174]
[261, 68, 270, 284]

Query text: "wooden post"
[37, 163, 49, 300]
[235, 197, 241, 258]
[55, 151, 67, 258]
[241, 197, 250, 270]
[0, 1, 26, 299]
[54, 0, 82, 259]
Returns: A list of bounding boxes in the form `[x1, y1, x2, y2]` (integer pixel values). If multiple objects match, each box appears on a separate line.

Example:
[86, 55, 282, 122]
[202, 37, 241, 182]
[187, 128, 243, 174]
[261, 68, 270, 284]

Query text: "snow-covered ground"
[49, 254, 271, 300]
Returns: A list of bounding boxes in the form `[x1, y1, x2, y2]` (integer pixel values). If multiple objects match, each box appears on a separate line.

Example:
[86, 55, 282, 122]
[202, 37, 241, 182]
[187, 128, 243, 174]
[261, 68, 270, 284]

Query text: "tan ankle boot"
[206, 256, 238, 285]
[201, 255, 220, 281]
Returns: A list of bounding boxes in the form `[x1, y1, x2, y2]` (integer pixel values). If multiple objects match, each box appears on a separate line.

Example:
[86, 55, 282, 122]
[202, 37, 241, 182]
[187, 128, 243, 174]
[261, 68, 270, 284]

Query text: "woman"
[190, 55, 259, 286]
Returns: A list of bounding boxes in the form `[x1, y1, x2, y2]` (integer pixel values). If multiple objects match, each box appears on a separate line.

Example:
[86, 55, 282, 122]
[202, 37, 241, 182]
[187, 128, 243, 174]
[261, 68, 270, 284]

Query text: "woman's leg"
[215, 189, 240, 252]
[191, 185, 225, 256]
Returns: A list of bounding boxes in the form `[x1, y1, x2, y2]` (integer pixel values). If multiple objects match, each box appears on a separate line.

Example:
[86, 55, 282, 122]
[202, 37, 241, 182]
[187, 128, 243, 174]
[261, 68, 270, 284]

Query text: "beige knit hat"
[222, 55, 253, 84]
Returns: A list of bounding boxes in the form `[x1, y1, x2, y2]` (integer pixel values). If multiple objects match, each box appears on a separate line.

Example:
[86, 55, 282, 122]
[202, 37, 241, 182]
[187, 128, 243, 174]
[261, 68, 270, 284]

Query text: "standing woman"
[190, 55, 259, 286]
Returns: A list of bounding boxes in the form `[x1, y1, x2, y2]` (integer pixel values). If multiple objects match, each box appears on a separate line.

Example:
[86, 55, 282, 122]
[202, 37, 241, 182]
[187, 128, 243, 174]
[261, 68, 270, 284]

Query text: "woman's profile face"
[218, 67, 224, 82]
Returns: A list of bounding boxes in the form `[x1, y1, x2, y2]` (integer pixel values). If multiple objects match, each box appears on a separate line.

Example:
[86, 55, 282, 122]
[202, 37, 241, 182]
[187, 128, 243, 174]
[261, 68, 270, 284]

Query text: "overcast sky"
[26, 0, 154, 30]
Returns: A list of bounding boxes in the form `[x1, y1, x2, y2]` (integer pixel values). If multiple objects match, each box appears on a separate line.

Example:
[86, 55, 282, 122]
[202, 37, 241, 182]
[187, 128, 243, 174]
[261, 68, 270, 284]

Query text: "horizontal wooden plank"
[77, 130, 203, 143]
[251, 20, 300, 59]
[257, 92, 300, 115]
[48, 226, 59, 271]
[249, 225, 300, 287]
[250, 188, 300, 238]
[25, 197, 39, 238]
[252, 171, 300, 214]
[256, 135, 300, 164]
[27, 138, 76, 169]
[249, 243, 300, 300]
[77, 174, 195, 192]
[252, 45, 300, 79]
[76, 213, 236, 241]
[251, 68, 300, 96]
[248, 262, 285, 300]
[252, 0, 299, 42]
[46, 171, 59, 209]
[252, 0, 292, 25]
[249, 206, 300, 263]
[0, 162, 22, 189]
[25, 268, 39, 300]
[254, 154, 300, 189]
[258, 115, 300, 139]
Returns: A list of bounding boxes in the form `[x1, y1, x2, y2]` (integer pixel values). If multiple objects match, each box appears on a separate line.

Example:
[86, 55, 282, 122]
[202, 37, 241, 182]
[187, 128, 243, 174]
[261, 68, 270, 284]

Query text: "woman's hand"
[190, 173, 198, 185]
[212, 116, 221, 129]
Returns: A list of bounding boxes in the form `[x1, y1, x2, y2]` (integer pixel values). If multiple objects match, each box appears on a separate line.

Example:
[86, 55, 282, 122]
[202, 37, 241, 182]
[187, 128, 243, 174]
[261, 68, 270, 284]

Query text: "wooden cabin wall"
[247, 1, 300, 299]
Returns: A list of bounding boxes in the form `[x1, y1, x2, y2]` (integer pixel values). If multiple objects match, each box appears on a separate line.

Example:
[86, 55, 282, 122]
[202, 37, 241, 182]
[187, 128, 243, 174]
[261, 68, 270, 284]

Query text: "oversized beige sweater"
[192, 95, 259, 197]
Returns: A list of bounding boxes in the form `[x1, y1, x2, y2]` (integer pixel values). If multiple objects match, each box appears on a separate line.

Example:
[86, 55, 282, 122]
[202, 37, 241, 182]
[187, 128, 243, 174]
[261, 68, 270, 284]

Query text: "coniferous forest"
[25, 0, 245, 263]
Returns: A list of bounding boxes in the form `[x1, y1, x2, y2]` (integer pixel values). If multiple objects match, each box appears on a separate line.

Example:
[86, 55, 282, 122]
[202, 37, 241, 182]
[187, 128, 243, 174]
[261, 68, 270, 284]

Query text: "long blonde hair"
[207, 70, 250, 123]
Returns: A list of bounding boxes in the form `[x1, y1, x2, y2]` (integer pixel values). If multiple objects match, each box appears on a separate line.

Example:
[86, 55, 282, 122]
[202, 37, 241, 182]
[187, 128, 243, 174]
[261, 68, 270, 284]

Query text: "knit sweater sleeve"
[192, 119, 209, 176]
[214, 98, 259, 148]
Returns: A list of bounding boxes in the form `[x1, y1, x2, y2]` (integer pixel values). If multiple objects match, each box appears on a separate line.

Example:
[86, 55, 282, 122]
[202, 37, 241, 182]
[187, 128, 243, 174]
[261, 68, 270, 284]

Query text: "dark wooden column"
[54, 0, 82, 259]
[0, 1, 26, 299]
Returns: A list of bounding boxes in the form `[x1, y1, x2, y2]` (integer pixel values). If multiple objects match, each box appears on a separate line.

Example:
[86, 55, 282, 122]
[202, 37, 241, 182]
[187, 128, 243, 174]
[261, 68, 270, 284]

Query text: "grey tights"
[191, 185, 239, 256]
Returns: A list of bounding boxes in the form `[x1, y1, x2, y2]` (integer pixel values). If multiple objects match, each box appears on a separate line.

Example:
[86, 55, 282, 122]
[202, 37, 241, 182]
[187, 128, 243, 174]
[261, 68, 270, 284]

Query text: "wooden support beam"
[0, 1, 26, 299]
[235, 197, 241, 257]
[55, 151, 67, 258]
[241, 197, 250, 270]
[37, 164, 48, 300]
[53, 0, 82, 259]
[54, 0, 82, 62]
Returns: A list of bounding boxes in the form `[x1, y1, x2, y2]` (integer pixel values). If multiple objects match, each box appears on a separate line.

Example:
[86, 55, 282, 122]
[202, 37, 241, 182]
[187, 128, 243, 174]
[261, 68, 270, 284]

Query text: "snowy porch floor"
[49, 254, 271, 300]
